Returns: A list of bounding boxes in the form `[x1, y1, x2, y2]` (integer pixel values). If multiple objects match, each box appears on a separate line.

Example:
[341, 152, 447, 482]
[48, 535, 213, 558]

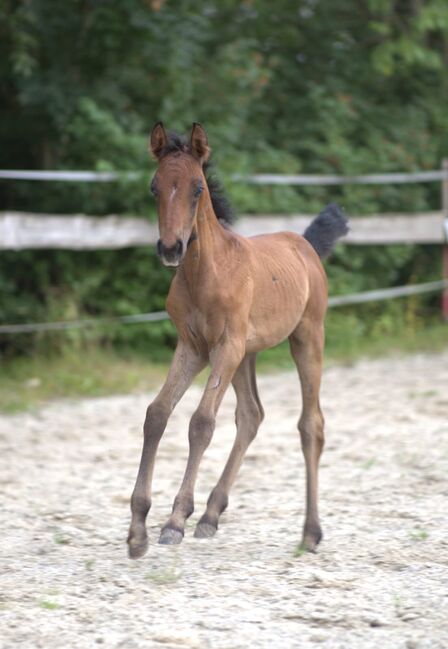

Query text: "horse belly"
[245, 268, 308, 352]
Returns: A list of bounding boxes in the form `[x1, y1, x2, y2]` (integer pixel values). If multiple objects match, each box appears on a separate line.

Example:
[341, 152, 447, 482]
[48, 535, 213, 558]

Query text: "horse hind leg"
[289, 320, 325, 552]
[194, 353, 264, 538]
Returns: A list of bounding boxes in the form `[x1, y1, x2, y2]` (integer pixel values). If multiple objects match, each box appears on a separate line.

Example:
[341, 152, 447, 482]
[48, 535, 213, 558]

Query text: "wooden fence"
[0, 210, 446, 250]
[1, 162, 448, 324]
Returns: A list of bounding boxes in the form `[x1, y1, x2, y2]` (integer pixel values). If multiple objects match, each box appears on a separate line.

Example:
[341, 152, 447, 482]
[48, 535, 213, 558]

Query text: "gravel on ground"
[1, 351, 447, 649]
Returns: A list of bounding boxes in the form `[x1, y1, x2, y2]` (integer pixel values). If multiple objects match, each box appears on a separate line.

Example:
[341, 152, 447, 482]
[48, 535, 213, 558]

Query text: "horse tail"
[303, 203, 349, 259]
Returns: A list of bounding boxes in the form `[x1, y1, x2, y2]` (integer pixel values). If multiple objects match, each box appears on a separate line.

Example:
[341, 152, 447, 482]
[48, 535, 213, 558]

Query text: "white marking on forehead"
[169, 186, 177, 201]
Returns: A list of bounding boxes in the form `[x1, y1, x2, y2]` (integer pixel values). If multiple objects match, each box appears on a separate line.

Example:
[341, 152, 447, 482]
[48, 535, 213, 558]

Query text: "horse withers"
[127, 122, 348, 558]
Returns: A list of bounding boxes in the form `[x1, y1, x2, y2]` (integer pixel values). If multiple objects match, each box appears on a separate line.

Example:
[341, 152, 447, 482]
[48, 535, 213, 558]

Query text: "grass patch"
[53, 532, 71, 545]
[0, 347, 168, 413]
[145, 568, 181, 585]
[293, 544, 307, 558]
[410, 528, 429, 541]
[145, 555, 181, 585]
[409, 389, 438, 399]
[39, 600, 60, 610]
[0, 321, 447, 413]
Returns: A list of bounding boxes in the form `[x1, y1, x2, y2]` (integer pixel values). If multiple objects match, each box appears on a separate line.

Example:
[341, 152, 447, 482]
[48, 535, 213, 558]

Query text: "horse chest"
[188, 304, 229, 346]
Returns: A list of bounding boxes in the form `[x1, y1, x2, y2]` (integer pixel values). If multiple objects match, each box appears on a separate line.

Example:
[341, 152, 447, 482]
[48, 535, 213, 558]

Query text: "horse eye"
[194, 185, 203, 199]
[150, 180, 158, 196]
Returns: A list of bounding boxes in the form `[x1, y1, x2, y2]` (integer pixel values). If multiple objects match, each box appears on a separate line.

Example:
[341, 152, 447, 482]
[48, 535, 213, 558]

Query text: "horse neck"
[183, 190, 229, 282]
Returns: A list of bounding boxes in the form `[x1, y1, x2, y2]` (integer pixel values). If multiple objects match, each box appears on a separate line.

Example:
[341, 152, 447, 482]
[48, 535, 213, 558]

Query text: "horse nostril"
[157, 238, 183, 262]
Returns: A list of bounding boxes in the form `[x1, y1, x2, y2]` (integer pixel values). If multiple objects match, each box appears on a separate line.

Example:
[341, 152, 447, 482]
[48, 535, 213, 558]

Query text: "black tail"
[303, 203, 349, 259]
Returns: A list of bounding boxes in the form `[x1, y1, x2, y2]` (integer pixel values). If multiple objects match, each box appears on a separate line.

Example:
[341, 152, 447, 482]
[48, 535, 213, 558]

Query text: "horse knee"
[144, 402, 169, 440]
[298, 411, 325, 451]
[189, 410, 215, 447]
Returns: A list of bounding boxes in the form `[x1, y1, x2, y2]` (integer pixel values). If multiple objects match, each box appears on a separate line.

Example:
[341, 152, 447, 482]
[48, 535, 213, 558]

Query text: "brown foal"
[127, 122, 348, 559]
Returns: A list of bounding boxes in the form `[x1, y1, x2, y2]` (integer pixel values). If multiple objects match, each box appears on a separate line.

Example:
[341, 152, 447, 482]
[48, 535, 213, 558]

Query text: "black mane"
[159, 131, 234, 226]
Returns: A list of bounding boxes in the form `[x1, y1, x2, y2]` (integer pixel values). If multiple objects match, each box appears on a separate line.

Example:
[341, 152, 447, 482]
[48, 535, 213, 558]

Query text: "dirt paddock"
[1, 351, 448, 649]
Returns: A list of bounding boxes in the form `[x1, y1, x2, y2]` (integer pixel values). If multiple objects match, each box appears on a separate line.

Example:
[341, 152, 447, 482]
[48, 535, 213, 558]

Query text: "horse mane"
[159, 131, 235, 227]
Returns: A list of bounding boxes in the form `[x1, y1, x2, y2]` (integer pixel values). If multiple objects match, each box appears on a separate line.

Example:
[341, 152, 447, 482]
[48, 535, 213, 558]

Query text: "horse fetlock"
[130, 493, 151, 519]
[207, 487, 228, 515]
[173, 494, 194, 519]
[127, 525, 149, 559]
[301, 520, 323, 553]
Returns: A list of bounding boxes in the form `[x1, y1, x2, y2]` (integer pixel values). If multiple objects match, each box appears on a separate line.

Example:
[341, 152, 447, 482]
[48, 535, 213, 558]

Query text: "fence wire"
[1, 168, 448, 185]
[1, 280, 447, 335]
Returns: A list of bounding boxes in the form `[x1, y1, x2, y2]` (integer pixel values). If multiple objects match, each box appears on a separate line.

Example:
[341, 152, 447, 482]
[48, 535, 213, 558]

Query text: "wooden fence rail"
[0, 211, 446, 250]
[1, 162, 447, 319]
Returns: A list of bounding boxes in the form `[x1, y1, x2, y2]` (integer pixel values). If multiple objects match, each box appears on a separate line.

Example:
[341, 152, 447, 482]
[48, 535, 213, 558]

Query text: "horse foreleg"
[128, 342, 206, 558]
[289, 321, 325, 552]
[194, 353, 264, 538]
[158, 340, 245, 545]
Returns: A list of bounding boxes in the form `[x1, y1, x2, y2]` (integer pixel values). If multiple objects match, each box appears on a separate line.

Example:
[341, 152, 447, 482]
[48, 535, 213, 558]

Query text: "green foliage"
[1, 0, 447, 360]
[369, 0, 448, 75]
[0, 248, 176, 357]
[0, 346, 170, 413]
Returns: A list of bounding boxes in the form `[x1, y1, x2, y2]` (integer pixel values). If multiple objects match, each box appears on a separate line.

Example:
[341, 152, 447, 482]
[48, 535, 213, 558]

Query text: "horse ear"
[149, 122, 168, 160]
[189, 123, 210, 163]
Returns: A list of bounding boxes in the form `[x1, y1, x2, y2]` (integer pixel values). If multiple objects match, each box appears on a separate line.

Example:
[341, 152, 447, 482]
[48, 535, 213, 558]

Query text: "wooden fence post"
[442, 159, 448, 321]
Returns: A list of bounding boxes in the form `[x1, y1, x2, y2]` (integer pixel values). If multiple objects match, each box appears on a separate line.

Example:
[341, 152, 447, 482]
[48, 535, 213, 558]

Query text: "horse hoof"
[299, 530, 323, 554]
[127, 535, 148, 559]
[194, 522, 217, 539]
[158, 528, 183, 545]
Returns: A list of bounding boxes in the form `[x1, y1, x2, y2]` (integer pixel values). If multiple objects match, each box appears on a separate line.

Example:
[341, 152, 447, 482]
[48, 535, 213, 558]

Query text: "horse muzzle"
[156, 238, 184, 267]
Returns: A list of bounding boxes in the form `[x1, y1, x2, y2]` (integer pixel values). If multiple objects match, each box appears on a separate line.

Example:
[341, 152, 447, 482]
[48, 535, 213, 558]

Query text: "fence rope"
[0, 170, 140, 182]
[0, 311, 168, 334]
[1, 280, 447, 335]
[234, 170, 448, 186]
[1, 169, 448, 185]
[327, 279, 448, 306]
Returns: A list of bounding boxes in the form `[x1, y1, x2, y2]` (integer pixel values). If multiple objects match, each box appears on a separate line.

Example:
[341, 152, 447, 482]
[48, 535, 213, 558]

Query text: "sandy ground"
[1, 351, 448, 649]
